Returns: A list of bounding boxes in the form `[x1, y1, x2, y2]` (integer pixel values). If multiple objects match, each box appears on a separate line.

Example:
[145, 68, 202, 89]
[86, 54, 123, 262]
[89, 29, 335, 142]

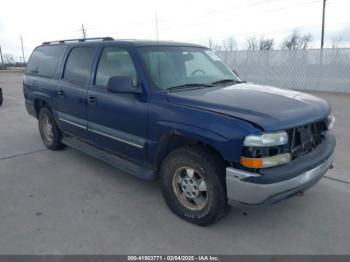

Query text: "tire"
[160, 145, 228, 226]
[38, 107, 64, 150]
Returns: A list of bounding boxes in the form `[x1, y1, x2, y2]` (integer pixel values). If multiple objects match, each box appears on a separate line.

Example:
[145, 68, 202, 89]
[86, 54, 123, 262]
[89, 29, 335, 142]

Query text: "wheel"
[160, 145, 228, 226]
[38, 107, 64, 150]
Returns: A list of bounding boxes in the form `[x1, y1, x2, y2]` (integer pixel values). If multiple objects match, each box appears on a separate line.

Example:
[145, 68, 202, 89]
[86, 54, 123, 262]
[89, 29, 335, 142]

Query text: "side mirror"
[106, 76, 141, 94]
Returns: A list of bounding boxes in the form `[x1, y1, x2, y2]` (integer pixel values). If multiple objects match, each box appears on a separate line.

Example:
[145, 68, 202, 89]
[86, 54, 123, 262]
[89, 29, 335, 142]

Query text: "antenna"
[155, 11, 160, 83]
[81, 24, 87, 39]
[20, 34, 26, 64]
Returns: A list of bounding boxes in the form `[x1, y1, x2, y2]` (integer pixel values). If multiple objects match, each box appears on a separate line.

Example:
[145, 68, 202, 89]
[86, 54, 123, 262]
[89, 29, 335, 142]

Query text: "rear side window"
[63, 47, 95, 85]
[95, 47, 137, 87]
[25, 45, 65, 77]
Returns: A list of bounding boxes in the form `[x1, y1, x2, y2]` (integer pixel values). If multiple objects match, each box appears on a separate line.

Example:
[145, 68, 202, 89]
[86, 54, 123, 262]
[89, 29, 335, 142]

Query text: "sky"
[1, 0, 350, 61]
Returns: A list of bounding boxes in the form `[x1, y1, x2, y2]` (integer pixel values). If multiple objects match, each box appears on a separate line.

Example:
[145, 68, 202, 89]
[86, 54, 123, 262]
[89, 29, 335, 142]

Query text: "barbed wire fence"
[216, 48, 350, 93]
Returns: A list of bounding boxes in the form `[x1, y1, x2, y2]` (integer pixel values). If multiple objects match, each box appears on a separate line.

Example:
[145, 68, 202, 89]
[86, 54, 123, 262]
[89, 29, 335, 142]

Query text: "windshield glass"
[137, 46, 240, 90]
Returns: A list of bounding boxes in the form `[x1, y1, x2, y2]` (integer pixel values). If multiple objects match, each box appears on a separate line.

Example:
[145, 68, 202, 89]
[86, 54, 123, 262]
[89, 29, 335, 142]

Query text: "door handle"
[58, 89, 65, 97]
[88, 95, 96, 105]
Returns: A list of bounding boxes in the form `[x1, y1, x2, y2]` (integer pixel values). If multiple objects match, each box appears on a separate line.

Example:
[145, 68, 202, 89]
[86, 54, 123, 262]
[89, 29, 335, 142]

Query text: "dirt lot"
[0, 70, 350, 254]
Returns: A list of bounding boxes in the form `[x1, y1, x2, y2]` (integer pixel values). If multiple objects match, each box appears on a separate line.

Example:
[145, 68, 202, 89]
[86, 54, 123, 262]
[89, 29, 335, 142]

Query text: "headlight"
[243, 131, 288, 147]
[326, 114, 335, 130]
[242, 131, 290, 169]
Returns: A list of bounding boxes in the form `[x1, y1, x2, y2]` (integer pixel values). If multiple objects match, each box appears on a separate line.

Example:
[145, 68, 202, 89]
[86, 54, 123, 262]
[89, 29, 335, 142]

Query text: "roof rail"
[42, 37, 114, 45]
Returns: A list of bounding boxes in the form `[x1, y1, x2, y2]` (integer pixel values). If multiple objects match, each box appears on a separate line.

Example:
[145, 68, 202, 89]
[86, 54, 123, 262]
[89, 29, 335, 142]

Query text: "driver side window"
[95, 47, 137, 87]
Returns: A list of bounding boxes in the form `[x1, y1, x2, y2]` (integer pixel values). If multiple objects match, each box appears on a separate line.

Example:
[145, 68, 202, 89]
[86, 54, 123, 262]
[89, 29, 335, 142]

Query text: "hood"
[166, 83, 331, 131]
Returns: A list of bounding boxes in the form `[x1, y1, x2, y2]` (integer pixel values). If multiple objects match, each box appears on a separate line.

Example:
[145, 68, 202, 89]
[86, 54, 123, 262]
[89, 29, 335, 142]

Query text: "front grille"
[287, 119, 327, 159]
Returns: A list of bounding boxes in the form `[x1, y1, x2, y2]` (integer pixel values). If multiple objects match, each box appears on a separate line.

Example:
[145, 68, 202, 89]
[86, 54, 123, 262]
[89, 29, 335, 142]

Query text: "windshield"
[137, 46, 241, 90]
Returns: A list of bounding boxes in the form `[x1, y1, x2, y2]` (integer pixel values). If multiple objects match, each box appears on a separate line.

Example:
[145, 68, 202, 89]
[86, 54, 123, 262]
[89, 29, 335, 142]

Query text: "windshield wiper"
[211, 79, 244, 85]
[166, 83, 214, 92]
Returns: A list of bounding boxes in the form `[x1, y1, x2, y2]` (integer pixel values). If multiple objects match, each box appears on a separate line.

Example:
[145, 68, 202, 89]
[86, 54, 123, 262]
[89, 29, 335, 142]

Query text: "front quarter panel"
[147, 92, 261, 164]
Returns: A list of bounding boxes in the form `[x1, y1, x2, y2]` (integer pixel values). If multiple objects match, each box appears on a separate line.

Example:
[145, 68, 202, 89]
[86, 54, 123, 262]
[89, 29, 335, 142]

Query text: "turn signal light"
[240, 157, 263, 169]
[240, 153, 291, 169]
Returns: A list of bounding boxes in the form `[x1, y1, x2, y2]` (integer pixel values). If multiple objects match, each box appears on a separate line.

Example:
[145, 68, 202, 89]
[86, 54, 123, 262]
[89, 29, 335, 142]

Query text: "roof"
[41, 37, 205, 48]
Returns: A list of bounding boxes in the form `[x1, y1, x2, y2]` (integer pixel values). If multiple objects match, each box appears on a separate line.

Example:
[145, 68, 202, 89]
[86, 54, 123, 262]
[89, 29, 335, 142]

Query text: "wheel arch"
[154, 130, 226, 172]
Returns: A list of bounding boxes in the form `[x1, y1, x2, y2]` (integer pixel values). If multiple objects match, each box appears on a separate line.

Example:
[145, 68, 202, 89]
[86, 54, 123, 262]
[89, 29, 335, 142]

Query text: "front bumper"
[226, 134, 335, 206]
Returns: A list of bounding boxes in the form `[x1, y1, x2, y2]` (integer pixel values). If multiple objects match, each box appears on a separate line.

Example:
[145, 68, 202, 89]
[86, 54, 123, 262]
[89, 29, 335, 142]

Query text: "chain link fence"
[217, 48, 350, 93]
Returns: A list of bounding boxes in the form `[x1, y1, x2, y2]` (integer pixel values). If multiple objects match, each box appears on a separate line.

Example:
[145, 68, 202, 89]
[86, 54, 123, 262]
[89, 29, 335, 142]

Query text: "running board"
[62, 136, 157, 181]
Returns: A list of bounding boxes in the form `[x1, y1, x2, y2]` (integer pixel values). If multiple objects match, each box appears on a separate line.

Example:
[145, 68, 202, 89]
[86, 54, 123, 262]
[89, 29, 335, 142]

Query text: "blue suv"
[23, 37, 336, 225]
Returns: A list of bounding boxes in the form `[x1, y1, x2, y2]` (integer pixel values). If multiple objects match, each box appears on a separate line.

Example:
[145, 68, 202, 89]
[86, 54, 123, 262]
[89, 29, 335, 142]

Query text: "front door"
[87, 46, 148, 164]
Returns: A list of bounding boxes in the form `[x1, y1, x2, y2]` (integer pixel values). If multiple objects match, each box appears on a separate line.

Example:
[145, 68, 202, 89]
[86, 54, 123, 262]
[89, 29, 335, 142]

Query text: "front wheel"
[38, 107, 64, 150]
[160, 145, 228, 226]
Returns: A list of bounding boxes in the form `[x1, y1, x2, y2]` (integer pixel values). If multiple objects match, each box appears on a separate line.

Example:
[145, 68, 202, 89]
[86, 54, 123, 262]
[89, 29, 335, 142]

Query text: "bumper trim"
[226, 152, 334, 206]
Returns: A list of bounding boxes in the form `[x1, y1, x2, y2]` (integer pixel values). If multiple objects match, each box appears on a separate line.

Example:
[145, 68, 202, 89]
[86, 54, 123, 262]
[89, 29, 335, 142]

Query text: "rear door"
[87, 45, 148, 164]
[23, 44, 66, 116]
[56, 46, 96, 141]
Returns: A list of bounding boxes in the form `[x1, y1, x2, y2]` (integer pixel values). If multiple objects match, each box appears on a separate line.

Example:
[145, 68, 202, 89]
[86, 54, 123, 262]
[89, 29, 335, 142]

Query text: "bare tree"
[207, 38, 214, 49]
[212, 43, 222, 51]
[246, 36, 258, 50]
[281, 30, 313, 50]
[300, 33, 312, 49]
[258, 37, 274, 50]
[222, 37, 237, 51]
[206, 39, 223, 51]
[331, 36, 342, 49]
[3, 53, 14, 65]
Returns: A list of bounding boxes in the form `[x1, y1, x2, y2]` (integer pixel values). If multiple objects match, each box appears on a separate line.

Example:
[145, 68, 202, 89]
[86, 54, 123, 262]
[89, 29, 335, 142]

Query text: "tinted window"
[25, 45, 65, 77]
[63, 47, 95, 85]
[95, 47, 137, 87]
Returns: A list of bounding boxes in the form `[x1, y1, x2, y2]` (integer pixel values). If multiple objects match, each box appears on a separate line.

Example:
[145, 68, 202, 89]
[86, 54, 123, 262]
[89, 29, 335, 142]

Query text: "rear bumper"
[226, 134, 335, 206]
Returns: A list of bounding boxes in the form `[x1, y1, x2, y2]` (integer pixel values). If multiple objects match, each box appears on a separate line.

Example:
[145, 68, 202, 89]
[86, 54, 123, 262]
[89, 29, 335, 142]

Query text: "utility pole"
[321, 0, 326, 49]
[81, 24, 87, 39]
[20, 35, 26, 64]
[0, 44, 4, 68]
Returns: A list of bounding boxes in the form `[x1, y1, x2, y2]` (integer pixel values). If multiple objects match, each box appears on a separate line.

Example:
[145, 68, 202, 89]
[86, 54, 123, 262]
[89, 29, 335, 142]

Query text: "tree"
[214, 44, 223, 51]
[246, 36, 274, 50]
[246, 36, 258, 50]
[222, 37, 237, 51]
[281, 30, 313, 50]
[331, 36, 342, 49]
[207, 38, 214, 49]
[258, 37, 274, 50]
[3, 53, 14, 65]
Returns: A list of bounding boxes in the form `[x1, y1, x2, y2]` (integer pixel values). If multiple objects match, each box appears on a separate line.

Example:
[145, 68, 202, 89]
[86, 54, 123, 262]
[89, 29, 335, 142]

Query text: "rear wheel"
[38, 107, 64, 150]
[160, 145, 228, 226]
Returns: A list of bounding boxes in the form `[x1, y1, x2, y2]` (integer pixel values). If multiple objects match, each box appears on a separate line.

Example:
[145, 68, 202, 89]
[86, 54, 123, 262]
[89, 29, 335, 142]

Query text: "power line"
[258, 0, 320, 14]
[178, 21, 350, 43]
[153, 0, 322, 32]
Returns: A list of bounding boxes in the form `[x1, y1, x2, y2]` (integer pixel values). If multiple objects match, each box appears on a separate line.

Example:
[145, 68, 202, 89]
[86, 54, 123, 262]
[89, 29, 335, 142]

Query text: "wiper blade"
[211, 79, 244, 85]
[166, 83, 214, 91]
